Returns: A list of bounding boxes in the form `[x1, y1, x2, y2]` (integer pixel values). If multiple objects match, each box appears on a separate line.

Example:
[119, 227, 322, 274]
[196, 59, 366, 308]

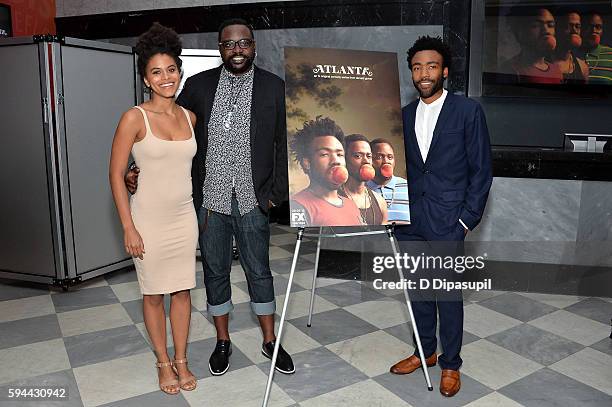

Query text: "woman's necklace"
[143, 104, 177, 115]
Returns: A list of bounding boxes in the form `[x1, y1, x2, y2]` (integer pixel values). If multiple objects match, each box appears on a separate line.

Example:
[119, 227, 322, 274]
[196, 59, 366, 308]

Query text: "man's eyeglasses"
[218, 39, 254, 50]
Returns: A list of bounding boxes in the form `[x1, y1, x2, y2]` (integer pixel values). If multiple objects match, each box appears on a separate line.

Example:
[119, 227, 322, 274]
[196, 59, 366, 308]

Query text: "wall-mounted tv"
[469, 0, 612, 148]
[476, 0, 612, 98]
[0, 4, 11, 38]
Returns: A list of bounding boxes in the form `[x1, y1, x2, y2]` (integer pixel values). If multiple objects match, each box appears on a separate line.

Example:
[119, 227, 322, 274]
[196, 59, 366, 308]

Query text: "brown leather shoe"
[389, 353, 437, 375]
[440, 369, 461, 397]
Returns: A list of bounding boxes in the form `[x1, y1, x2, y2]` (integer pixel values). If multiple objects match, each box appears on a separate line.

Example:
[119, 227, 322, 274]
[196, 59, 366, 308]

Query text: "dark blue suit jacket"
[400, 92, 492, 239]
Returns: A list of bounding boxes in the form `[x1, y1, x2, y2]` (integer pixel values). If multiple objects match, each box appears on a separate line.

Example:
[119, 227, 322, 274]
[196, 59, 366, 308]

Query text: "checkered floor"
[1, 223, 611, 406]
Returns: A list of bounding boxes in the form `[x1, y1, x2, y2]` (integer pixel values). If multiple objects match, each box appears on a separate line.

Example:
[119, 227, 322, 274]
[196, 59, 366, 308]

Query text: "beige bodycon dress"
[130, 106, 198, 294]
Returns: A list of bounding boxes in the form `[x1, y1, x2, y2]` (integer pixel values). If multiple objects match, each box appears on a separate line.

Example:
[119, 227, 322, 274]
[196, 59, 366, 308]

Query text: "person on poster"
[390, 36, 492, 397]
[289, 116, 362, 226]
[583, 11, 612, 83]
[339, 134, 387, 225]
[502, 6, 563, 84]
[366, 138, 410, 224]
[126, 18, 295, 376]
[552, 9, 589, 84]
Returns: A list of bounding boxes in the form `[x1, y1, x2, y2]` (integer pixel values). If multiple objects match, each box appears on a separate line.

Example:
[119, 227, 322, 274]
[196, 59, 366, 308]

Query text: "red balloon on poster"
[381, 163, 393, 178]
[570, 34, 582, 48]
[329, 165, 349, 184]
[360, 164, 375, 181]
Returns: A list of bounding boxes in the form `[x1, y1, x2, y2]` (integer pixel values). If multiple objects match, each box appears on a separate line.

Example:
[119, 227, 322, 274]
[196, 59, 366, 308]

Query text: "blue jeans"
[198, 196, 276, 316]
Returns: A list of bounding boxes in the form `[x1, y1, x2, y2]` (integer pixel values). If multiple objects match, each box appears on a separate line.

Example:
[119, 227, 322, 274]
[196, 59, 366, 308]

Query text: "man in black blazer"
[127, 18, 294, 377]
[389, 36, 492, 397]
[179, 18, 294, 377]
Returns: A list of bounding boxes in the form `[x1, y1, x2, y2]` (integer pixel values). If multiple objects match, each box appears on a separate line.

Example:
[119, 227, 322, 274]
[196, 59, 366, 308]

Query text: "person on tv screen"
[503, 6, 563, 84]
[552, 10, 589, 84]
[289, 116, 361, 226]
[339, 134, 388, 225]
[366, 138, 410, 224]
[583, 12, 612, 84]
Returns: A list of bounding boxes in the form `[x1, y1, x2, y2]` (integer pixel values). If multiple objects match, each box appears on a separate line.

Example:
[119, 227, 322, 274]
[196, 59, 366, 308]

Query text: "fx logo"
[291, 212, 305, 223]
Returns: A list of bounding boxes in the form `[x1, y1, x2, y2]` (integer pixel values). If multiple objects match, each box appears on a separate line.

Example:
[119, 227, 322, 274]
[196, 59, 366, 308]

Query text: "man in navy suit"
[389, 36, 492, 397]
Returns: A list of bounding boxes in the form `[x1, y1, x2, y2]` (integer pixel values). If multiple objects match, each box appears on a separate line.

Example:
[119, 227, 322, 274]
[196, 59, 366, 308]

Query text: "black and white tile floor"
[0, 224, 611, 406]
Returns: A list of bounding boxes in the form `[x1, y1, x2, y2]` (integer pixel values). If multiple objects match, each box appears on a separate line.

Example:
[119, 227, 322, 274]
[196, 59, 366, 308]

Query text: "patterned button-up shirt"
[203, 66, 258, 215]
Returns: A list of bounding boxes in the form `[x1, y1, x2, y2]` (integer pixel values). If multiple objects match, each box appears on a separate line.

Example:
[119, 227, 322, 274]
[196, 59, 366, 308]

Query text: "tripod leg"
[387, 227, 433, 391]
[262, 228, 304, 407]
[307, 227, 323, 327]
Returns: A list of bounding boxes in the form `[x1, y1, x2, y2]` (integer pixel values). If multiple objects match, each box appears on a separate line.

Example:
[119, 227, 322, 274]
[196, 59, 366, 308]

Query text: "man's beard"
[310, 166, 346, 191]
[558, 33, 582, 51]
[223, 54, 254, 75]
[348, 164, 375, 182]
[347, 166, 361, 183]
[536, 35, 557, 52]
[413, 76, 444, 99]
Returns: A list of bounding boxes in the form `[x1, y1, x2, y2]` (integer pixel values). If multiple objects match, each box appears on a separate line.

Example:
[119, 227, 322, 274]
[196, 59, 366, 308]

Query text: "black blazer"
[176, 65, 288, 211]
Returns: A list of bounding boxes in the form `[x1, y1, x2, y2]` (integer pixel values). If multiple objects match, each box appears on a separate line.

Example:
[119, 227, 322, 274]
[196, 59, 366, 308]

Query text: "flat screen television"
[469, 0, 612, 147]
[0, 4, 11, 38]
[479, 0, 612, 97]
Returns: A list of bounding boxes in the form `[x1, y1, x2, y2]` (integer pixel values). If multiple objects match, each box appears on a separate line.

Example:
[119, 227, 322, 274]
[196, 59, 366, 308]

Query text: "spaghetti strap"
[133, 106, 152, 136]
[180, 106, 195, 136]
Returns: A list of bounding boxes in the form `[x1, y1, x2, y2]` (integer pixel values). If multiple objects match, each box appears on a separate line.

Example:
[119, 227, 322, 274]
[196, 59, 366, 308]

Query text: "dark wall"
[56, 0, 470, 95]
[56, 0, 611, 151]
[479, 97, 612, 148]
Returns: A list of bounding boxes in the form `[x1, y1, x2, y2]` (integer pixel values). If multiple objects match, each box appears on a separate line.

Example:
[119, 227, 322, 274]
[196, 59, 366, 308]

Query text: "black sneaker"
[209, 340, 232, 376]
[262, 341, 296, 374]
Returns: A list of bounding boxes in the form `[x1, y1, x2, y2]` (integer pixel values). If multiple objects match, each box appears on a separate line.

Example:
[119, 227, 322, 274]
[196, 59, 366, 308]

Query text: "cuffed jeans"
[198, 195, 276, 317]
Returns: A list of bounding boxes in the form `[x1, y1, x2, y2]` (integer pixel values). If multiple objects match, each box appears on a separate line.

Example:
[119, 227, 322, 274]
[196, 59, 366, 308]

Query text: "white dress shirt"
[414, 88, 447, 162]
[414, 89, 469, 232]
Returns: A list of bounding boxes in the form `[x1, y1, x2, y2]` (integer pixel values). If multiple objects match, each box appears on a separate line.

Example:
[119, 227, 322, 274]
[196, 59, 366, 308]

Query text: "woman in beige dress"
[109, 23, 197, 395]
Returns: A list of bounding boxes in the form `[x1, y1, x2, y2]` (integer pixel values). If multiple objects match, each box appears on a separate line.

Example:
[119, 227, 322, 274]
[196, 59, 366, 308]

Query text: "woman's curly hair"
[135, 22, 183, 80]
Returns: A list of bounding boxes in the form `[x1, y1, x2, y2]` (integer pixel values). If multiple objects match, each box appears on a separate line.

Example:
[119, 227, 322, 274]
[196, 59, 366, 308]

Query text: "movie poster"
[285, 47, 410, 228]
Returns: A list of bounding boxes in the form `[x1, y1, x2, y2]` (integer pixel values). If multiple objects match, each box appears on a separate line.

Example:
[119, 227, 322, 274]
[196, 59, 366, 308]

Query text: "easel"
[262, 224, 433, 407]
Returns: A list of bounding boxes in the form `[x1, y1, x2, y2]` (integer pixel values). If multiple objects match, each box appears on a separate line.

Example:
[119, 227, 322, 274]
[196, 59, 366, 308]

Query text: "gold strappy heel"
[155, 361, 180, 395]
[173, 358, 197, 391]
